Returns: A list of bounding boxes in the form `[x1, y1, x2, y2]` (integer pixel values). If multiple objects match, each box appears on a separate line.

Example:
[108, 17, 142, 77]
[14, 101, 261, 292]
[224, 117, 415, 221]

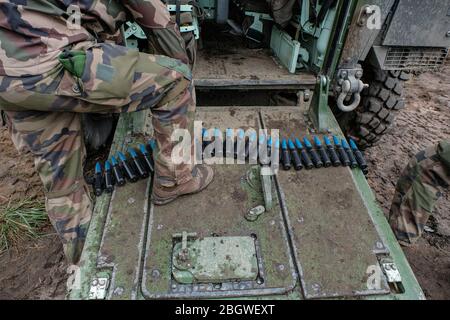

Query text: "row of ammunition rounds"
[91, 140, 156, 197]
[201, 128, 368, 174]
[90, 131, 369, 196]
[280, 136, 368, 174]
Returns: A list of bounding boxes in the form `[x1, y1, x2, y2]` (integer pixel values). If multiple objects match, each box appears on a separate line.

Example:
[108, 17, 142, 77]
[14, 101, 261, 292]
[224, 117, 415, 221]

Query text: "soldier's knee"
[158, 77, 194, 112]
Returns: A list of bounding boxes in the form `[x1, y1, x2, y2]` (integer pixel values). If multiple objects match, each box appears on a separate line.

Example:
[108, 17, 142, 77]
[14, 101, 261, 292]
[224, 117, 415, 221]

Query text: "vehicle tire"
[345, 65, 410, 149]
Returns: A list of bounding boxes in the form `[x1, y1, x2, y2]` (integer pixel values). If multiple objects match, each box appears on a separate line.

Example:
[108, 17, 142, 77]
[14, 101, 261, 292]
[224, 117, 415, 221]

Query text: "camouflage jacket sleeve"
[123, 0, 189, 65]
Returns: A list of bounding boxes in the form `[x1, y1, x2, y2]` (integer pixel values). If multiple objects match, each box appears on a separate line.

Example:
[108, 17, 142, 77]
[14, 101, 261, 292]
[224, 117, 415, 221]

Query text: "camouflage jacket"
[0, 0, 188, 79]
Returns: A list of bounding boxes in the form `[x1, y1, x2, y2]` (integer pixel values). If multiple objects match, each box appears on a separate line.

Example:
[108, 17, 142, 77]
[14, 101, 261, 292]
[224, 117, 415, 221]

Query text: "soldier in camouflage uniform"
[0, 0, 214, 264]
[389, 141, 450, 246]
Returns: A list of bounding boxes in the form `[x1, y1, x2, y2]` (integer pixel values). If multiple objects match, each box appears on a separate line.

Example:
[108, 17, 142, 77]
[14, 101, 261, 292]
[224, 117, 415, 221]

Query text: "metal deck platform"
[69, 106, 424, 300]
[194, 47, 316, 90]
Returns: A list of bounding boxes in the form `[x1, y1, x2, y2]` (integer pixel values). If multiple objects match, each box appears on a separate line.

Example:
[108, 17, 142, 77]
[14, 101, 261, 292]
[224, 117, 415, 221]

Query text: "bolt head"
[151, 269, 161, 279]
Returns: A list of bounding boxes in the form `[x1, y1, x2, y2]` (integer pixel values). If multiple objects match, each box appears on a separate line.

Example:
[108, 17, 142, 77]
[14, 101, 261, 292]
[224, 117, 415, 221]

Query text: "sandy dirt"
[0, 65, 449, 300]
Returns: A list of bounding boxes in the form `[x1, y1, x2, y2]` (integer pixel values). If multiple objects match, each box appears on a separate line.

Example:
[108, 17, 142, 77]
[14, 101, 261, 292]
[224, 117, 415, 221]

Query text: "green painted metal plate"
[261, 108, 390, 299]
[172, 236, 259, 284]
[141, 108, 297, 299]
[69, 108, 424, 300]
[95, 130, 152, 299]
[96, 178, 151, 299]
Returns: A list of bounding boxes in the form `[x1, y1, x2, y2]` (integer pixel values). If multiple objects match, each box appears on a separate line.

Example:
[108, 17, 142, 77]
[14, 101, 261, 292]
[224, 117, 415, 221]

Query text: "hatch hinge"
[88, 275, 110, 300]
[381, 260, 402, 284]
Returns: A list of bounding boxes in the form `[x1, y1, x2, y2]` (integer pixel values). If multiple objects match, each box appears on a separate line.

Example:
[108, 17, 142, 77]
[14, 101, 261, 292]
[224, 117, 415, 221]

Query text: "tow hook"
[334, 66, 369, 112]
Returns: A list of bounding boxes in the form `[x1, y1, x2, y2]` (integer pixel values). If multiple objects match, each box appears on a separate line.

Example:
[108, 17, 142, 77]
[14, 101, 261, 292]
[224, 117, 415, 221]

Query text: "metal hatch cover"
[141, 107, 297, 299]
[172, 235, 259, 284]
[261, 108, 390, 299]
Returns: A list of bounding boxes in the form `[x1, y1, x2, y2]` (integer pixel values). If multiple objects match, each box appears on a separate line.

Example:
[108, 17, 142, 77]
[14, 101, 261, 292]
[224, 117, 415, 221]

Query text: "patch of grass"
[0, 198, 48, 254]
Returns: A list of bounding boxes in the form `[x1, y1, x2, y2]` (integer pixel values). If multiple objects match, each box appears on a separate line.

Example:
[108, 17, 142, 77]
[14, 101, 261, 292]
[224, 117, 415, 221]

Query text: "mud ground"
[0, 127, 68, 299]
[365, 64, 450, 300]
[0, 125, 107, 300]
[0, 65, 449, 300]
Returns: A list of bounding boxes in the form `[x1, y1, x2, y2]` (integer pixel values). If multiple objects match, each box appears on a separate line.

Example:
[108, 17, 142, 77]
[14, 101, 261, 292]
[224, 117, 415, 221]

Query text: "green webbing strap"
[58, 50, 86, 78]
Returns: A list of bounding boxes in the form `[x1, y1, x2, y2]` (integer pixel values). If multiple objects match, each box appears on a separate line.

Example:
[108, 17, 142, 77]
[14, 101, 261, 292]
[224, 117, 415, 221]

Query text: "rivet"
[72, 84, 80, 94]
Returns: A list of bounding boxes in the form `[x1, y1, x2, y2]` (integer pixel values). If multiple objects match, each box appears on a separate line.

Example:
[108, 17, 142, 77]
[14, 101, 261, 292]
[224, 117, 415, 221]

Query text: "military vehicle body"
[69, 0, 450, 300]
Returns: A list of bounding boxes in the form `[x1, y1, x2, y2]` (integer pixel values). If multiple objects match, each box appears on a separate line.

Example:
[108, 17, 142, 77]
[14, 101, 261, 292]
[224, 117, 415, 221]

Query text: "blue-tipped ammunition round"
[341, 139, 349, 149]
[148, 139, 157, 150]
[333, 136, 341, 146]
[303, 137, 313, 149]
[118, 152, 127, 162]
[95, 162, 102, 174]
[139, 144, 148, 155]
[129, 148, 138, 158]
[349, 139, 358, 150]
[288, 139, 296, 150]
[314, 136, 323, 147]
[111, 156, 119, 166]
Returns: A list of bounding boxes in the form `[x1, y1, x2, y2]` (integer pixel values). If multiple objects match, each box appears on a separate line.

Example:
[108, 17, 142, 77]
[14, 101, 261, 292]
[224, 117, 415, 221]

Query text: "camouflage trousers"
[2, 42, 196, 264]
[389, 141, 450, 246]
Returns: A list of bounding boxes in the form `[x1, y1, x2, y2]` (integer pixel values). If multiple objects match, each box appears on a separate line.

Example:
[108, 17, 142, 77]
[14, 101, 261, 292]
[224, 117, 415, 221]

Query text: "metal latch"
[381, 261, 402, 284]
[245, 205, 266, 222]
[173, 231, 198, 264]
[88, 276, 110, 300]
[260, 167, 273, 211]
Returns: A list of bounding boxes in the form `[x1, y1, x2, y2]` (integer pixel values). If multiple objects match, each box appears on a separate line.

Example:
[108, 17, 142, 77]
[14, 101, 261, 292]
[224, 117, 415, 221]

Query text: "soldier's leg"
[112, 52, 197, 186]
[5, 111, 91, 264]
[70, 44, 207, 195]
[2, 43, 207, 195]
[125, 52, 212, 200]
[389, 145, 450, 245]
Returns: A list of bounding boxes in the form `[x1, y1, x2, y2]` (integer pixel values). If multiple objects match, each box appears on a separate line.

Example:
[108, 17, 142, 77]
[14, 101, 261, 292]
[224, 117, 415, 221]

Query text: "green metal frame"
[69, 115, 134, 300]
